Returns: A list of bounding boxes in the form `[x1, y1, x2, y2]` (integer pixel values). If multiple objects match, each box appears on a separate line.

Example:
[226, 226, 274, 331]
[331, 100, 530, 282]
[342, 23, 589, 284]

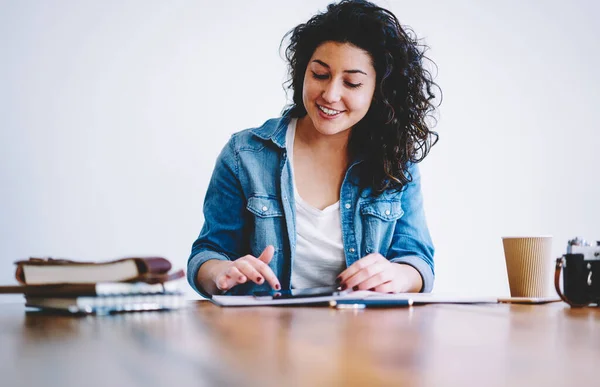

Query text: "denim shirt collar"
[250, 110, 292, 150]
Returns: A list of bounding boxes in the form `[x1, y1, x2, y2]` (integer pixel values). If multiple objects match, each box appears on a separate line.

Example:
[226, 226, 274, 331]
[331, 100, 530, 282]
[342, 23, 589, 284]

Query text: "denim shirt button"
[344, 203, 351, 209]
[262, 206, 268, 212]
[348, 248, 355, 253]
[385, 210, 391, 215]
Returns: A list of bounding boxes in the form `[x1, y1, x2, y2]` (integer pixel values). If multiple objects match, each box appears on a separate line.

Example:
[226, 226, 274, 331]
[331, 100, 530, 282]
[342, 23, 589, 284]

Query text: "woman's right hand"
[202, 246, 281, 294]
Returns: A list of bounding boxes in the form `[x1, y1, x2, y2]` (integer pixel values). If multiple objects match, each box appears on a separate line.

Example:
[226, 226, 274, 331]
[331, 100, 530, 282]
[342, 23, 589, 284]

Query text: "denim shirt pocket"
[246, 195, 285, 256]
[247, 195, 284, 218]
[360, 200, 404, 221]
[360, 200, 404, 257]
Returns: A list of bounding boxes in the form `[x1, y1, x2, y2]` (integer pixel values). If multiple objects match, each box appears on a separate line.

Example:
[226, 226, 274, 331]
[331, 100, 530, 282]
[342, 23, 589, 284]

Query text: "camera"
[556, 237, 600, 306]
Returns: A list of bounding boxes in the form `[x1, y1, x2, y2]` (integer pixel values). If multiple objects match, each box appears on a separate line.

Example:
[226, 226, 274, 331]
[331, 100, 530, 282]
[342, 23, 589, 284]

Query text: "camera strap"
[554, 257, 589, 308]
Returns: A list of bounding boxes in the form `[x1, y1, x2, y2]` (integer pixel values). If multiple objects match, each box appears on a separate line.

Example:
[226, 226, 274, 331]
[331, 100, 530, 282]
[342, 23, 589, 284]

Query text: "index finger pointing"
[247, 254, 280, 291]
[258, 245, 275, 264]
[259, 264, 281, 290]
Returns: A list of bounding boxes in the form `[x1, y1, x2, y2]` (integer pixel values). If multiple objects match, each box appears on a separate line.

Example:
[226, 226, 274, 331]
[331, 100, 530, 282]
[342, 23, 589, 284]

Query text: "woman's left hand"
[336, 253, 423, 293]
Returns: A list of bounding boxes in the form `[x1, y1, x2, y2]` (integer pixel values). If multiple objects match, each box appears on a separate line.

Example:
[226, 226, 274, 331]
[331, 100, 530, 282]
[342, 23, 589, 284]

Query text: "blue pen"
[329, 299, 413, 309]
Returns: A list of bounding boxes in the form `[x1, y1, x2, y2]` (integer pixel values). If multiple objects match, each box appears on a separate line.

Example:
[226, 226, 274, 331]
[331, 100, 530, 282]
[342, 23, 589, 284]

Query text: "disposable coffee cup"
[502, 236, 553, 298]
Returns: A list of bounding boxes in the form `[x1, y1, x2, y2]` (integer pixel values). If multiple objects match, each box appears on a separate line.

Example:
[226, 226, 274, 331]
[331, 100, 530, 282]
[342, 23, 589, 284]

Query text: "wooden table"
[1, 300, 599, 387]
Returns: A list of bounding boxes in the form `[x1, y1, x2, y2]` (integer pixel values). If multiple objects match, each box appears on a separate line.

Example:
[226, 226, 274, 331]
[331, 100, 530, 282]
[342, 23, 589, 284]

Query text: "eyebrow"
[312, 59, 367, 75]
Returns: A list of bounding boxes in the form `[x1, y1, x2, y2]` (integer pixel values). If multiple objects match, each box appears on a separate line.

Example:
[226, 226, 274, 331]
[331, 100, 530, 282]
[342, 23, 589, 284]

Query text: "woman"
[188, 0, 440, 297]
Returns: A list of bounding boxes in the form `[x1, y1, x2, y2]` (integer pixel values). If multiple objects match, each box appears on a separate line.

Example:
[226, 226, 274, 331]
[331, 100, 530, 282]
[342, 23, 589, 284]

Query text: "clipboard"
[211, 291, 500, 307]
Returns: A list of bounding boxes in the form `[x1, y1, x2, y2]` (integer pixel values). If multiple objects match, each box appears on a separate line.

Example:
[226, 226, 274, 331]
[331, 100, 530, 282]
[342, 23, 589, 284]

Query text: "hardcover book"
[15, 257, 174, 285]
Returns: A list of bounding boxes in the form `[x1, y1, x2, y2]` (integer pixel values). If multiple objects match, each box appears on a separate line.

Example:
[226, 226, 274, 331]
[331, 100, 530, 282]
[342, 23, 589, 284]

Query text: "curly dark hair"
[281, 0, 441, 194]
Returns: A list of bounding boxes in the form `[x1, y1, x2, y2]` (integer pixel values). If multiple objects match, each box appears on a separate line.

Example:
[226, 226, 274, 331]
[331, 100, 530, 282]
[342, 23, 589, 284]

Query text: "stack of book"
[0, 256, 186, 315]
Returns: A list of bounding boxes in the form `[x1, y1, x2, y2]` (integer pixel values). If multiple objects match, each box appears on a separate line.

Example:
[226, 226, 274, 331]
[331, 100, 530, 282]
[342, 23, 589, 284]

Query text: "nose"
[321, 79, 342, 104]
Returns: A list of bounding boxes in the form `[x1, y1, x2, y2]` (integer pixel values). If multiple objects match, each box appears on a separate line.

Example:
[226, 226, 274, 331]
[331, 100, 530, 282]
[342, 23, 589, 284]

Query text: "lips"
[317, 104, 344, 116]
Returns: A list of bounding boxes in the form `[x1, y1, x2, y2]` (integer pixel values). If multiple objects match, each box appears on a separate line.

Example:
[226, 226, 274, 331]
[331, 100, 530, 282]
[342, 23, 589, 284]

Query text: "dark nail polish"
[352, 286, 359, 291]
[257, 277, 263, 283]
[335, 277, 341, 284]
[341, 284, 347, 290]
[275, 284, 281, 290]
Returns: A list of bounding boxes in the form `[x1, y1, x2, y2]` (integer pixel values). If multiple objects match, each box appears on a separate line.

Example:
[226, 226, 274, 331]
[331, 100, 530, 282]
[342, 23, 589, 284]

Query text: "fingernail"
[335, 277, 341, 284]
[352, 286, 359, 291]
[341, 284, 347, 290]
[257, 277, 263, 283]
[275, 284, 281, 290]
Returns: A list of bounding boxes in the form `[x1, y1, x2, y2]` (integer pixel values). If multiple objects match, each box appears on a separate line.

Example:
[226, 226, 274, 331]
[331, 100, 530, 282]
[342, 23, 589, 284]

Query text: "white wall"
[1, 0, 598, 299]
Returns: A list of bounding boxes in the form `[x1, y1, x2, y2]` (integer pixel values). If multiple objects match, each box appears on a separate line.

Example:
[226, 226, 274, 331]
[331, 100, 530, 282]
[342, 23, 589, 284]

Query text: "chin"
[308, 111, 354, 136]
[315, 123, 350, 136]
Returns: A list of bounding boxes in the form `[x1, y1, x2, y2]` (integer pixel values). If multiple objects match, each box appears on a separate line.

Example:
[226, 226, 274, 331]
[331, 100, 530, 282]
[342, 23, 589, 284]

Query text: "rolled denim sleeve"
[387, 163, 435, 292]
[187, 136, 248, 297]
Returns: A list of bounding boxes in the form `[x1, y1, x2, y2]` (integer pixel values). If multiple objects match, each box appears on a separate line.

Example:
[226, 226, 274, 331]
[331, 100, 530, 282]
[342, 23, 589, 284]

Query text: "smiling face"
[301, 41, 377, 137]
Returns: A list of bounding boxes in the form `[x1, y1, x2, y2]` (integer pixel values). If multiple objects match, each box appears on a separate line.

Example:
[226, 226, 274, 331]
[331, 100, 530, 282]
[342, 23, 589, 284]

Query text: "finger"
[216, 266, 248, 292]
[235, 252, 280, 290]
[337, 253, 384, 284]
[242, 255, 280, 290]
[257, 245, 275, 264]
[355, 270, 392, 292]
[344, 262, 387, 290]
[235, 260, 265, 285]
[226, 266, 247, 284]
[371, 281, 397, 294]
[216, 272, 240, 292]
[253, 260, 281, 290]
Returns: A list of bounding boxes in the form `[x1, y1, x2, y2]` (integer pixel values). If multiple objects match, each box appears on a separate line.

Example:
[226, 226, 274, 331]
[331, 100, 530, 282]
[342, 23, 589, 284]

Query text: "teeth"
[318, 105, 342, 116]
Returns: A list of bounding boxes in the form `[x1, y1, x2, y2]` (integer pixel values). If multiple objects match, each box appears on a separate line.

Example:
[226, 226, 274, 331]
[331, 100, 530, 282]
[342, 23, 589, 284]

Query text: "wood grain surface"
[1, 301, 598, 387]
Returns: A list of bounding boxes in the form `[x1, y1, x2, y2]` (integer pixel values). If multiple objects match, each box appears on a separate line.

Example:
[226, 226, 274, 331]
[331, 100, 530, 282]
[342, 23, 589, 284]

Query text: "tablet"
[253, 285, 343, 299]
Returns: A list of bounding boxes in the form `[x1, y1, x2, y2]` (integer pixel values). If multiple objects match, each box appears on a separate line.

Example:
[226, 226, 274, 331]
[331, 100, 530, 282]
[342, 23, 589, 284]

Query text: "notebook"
[0, 279, 183, 297]
[25, 293, 187, 315]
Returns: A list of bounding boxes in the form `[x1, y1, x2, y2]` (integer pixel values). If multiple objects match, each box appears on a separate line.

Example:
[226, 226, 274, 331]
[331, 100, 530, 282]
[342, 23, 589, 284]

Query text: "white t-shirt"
[286, 119, 347, 289]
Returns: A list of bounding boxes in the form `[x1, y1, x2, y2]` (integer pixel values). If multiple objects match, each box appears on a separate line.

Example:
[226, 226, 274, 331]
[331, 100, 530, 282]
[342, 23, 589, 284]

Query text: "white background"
[1, 0, 598, 300]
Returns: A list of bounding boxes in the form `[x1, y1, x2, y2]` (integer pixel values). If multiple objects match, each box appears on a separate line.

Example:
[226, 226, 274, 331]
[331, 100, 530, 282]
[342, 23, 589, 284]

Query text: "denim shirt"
[187, 113, 435, 297]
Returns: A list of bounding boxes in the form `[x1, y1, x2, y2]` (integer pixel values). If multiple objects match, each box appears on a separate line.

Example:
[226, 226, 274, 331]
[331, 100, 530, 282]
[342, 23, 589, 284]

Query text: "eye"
[345, 81, 362, 89]
[311, 71, 363, 89]
[311, 71, 328, 80]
